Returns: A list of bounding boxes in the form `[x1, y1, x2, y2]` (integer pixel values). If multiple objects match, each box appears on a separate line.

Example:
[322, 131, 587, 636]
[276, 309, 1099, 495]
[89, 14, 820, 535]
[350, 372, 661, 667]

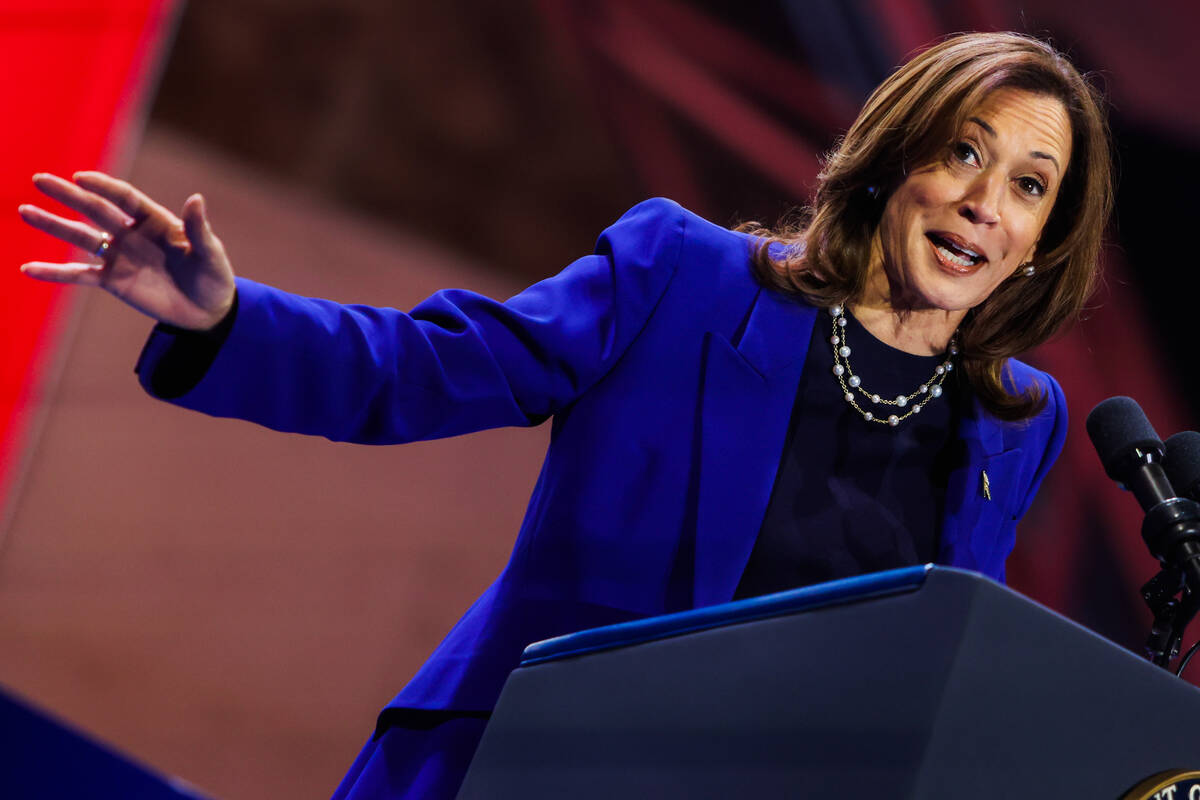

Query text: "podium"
[458, 566, 1200, 799]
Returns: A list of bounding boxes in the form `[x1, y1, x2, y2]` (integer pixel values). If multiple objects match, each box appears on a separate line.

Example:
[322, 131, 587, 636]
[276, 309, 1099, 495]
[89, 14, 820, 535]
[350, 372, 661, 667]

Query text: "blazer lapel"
[939, 396, 1022, 573]
[692, 292, 816, 607]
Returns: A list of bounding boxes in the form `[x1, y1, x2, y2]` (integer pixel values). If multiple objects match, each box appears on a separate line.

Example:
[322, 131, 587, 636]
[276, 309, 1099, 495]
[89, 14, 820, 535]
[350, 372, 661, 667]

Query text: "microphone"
[1088, 397, 1200, 667]
[1085, 396, 1175, 512]
[1165, 431, 1200, 502]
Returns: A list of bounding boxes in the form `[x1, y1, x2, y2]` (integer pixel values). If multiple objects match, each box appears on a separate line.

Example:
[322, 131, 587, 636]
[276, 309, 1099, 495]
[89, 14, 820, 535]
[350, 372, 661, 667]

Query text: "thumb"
[181, 193, 216, 255]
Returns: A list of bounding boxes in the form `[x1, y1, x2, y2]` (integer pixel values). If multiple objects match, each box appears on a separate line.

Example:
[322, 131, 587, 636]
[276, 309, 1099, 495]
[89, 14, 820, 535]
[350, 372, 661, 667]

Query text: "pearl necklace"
[828, 305, 957, 427]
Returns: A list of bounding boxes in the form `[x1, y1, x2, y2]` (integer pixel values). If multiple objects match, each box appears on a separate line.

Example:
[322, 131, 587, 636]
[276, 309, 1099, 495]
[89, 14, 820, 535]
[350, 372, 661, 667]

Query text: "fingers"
[73, 171, 176, 228]
[33, 173, 132, 234]
[181, 193, 215, 256]
[20, 261, 105, 286]
[18, 204, 109, 255]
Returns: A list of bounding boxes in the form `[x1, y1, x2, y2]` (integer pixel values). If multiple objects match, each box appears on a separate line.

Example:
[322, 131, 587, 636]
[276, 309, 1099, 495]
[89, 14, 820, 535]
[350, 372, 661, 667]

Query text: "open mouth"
[927, 233, 986, 269]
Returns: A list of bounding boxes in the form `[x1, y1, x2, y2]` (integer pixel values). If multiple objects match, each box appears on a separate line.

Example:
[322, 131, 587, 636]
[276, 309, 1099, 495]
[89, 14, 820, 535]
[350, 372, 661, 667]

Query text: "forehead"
[962, 87, 1073, 169]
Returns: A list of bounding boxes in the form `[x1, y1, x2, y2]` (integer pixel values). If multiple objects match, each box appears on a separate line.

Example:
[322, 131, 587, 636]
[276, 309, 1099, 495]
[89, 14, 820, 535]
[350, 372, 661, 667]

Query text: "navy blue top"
[734, 308, 962, 599]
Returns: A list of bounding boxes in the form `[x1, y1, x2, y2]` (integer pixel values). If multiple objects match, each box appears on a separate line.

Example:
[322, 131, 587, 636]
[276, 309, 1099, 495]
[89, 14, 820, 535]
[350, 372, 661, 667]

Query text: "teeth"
[949, 240, 981, 259]
[936, 244, 975, 268]
[931, 234, 982, 263]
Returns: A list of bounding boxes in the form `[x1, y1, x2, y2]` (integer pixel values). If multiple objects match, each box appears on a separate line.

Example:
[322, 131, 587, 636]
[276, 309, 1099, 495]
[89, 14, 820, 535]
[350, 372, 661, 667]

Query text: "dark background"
[152, 0, 1200, 424]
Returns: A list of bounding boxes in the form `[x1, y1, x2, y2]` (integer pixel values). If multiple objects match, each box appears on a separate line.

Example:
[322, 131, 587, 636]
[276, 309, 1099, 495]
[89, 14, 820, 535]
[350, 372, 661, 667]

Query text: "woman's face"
[871, 87, 1072, 314]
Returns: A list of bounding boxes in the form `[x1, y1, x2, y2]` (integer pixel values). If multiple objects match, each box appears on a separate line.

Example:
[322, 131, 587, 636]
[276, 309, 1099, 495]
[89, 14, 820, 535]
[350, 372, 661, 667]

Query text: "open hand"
[19, 171, 236, 331]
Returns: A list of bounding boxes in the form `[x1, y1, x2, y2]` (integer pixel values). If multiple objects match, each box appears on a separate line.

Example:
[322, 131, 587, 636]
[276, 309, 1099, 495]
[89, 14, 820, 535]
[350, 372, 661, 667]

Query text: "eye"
[952, 141, 980, 167]
[1017, 176, 1047, 197]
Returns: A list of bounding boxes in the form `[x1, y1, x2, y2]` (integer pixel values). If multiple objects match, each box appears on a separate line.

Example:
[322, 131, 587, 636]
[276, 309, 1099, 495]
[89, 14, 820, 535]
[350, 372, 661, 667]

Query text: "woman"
[19, 31, 1111, 800]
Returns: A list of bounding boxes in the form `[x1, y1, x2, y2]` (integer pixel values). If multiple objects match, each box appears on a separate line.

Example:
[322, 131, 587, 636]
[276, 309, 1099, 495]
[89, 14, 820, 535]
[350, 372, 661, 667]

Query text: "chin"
[910, 274, 983, 313]
[923, 257, 1014, 310]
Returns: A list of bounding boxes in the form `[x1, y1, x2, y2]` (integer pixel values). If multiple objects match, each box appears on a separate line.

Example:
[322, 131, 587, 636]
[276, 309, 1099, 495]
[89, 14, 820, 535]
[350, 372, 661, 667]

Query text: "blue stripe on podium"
[520, 563, 931, 666]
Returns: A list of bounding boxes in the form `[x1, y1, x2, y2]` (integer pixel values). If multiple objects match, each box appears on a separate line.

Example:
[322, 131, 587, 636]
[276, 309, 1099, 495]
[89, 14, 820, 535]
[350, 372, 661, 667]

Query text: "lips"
[926, 232, 988, 272]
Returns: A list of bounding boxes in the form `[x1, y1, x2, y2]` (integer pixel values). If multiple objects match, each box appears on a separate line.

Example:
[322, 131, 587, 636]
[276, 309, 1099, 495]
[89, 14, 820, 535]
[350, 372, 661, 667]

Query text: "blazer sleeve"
[135, 198, 688, 444]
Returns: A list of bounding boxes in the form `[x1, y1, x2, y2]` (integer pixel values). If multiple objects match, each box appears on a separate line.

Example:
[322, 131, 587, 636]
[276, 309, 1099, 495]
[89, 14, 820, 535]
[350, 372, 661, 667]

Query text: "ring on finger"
[93, 234, 112, 259]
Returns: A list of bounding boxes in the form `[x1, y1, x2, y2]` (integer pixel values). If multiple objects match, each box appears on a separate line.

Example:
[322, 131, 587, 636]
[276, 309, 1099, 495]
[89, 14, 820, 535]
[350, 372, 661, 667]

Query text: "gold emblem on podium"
[1122, 770, 1200, 799]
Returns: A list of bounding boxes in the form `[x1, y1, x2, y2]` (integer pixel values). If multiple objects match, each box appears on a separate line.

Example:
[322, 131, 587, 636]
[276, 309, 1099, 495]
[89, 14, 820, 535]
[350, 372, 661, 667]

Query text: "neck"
[848, 300, 964, 356]
[850, 259, 966, 356]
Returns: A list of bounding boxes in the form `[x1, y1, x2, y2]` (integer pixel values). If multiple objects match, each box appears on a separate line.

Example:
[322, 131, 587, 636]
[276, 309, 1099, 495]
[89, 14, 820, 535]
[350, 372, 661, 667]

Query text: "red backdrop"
[0, 0, 178, 518]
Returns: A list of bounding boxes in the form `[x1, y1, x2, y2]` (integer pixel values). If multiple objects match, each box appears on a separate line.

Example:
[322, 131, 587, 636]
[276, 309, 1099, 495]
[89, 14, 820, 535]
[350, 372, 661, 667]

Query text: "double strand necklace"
[828, 304, 957, 427]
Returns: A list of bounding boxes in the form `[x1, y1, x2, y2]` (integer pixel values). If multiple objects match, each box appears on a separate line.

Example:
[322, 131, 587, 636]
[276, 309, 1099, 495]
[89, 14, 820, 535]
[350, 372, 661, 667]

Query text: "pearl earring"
[1021, 263, 1036, 277]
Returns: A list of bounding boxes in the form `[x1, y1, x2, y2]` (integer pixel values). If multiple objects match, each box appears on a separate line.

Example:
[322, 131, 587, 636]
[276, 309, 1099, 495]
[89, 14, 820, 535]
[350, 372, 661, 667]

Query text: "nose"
[958, 171, 1003, 226]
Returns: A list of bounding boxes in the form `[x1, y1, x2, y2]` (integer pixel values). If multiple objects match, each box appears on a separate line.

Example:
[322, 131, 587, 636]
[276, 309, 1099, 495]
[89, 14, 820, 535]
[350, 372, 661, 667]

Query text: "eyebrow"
[967, 116, 1061, 174]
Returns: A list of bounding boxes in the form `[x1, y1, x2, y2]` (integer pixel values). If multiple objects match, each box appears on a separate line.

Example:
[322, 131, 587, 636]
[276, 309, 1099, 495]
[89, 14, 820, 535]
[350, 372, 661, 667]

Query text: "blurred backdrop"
[1, 1, 1198, 797]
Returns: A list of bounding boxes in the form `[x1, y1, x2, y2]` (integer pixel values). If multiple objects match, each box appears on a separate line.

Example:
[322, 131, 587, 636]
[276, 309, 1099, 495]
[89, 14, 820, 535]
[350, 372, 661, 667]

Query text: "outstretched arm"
[19, 171, 236, 331]
[22, 176, 688, 444]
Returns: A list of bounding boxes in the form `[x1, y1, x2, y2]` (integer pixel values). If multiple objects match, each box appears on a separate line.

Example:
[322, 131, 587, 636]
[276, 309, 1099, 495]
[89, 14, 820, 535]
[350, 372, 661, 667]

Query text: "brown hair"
[743, 32, 1113, 421]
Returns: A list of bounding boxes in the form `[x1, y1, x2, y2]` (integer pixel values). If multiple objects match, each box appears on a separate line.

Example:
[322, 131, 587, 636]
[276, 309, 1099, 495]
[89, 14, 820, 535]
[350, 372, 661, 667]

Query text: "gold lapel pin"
[981, 469, 992, 501]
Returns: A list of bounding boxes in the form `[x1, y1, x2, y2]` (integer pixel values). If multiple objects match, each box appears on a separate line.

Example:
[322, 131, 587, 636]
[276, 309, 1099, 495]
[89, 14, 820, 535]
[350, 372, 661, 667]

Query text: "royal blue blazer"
[137, 198, 1067, 717]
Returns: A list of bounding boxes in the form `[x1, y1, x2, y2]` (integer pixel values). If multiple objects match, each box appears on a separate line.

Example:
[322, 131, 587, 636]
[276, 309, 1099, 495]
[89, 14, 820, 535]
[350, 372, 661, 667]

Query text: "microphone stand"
[1139, 496, 1200, 669]
[1085, 398, 1200, 672]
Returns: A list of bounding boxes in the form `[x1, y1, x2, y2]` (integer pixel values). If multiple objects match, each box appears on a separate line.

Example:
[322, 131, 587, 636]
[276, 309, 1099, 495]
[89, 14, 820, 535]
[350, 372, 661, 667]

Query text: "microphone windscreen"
[1165, 431, 1200, 499]
[1085, 396, 1164, 481]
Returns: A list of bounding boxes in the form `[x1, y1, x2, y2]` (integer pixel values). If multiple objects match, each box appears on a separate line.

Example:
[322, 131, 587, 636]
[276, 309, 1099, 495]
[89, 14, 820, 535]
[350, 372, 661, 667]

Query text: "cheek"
[887, 181, 945, 237]
[1011, 217, 1047, 263]
[905, 180, 945, 208]
[881, 188, 929, 247]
